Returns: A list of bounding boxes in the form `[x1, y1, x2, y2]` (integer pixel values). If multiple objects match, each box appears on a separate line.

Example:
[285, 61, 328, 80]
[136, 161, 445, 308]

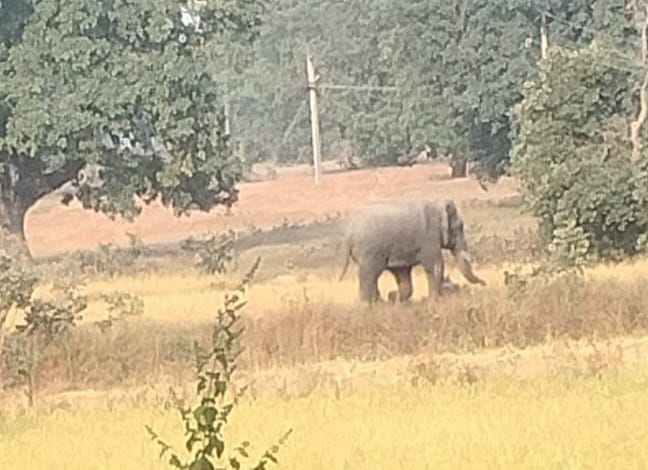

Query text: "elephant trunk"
[453, 250, 486, 285]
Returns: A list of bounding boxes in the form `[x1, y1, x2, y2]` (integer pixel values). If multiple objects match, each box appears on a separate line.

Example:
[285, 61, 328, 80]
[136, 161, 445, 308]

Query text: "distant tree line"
[226, 0, 639, 180]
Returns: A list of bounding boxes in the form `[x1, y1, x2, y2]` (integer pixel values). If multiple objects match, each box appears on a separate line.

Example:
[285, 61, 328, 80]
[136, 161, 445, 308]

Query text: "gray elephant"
[338, 199, 486, 303]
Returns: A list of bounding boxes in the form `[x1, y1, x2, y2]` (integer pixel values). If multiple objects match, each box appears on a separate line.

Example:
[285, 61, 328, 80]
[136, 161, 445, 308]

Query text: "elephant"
[338, 199, 486, 303]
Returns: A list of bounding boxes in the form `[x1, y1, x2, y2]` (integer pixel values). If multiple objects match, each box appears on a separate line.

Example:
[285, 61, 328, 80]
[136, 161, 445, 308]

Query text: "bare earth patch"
[25, 163, 519, 256]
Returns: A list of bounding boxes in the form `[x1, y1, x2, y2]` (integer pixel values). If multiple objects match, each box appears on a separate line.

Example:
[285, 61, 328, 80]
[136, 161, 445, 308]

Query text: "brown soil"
[25, 163, 519, 256]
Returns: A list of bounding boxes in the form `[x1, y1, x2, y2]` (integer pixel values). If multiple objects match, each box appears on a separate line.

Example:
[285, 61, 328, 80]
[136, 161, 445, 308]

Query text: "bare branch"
[41, 159, 86, 194]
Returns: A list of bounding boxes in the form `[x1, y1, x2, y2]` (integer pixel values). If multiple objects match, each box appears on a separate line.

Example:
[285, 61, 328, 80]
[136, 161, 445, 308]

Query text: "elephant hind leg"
[358, 263, 382, 303]
[389, 267, 413, 302]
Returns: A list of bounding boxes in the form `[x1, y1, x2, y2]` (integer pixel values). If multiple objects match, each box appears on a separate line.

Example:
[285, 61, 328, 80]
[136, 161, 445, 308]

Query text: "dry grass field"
[4, 162, 648, 469]
[3, 372, 648, 470]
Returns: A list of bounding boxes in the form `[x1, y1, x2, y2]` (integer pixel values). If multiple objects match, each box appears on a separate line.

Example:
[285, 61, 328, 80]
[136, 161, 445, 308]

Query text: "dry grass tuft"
[11, 260, 648, 395]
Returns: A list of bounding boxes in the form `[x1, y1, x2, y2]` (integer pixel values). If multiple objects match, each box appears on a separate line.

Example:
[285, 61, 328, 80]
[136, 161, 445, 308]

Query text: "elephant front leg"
[424, 260, 444, 300]
[388, 267, 413, 302]
[358, 263, 382, 303]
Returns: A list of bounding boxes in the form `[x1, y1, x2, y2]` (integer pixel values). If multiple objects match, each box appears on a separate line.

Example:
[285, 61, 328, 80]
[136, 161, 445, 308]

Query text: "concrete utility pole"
[224, 99, 231, 137]
[306, 54, 322, 184]
[540, 11, 549, 60]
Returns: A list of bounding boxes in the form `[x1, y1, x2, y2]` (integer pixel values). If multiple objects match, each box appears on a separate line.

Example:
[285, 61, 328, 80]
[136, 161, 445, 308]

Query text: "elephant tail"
[338, 238, 352, 281]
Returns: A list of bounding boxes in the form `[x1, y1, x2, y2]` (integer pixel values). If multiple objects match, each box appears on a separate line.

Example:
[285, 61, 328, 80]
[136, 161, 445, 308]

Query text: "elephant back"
[345, 202, 429, 249]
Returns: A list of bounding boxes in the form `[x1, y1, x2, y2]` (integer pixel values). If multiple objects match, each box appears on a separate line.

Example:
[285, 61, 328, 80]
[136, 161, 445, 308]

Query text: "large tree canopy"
[510, 0, 648, 262]
[512, 42, 641, 260]
[383, 0, 538, 178]
[0, 0, 263, 249]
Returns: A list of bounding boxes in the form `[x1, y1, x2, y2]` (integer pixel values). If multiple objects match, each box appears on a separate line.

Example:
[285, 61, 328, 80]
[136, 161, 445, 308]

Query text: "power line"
[320, 84, 399, 92]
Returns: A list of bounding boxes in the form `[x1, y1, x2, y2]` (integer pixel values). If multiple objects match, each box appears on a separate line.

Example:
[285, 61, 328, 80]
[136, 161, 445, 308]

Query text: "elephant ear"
[423, 200, 449, 246]
[440, 201, 450, 247]
[439, 200, 458, 248]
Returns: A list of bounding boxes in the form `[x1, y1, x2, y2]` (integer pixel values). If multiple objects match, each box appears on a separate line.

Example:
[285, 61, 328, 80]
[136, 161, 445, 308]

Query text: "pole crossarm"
[319, 84, 399, 92]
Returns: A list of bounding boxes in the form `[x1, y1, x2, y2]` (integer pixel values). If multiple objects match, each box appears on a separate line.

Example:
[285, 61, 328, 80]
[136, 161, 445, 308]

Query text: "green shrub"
[181, 231, 237, 275]
[3, 278, 87, 406]
[146, 257, 292, 470]
[76, 233, 146, 277]
[511, 42, 648, 262]
[0, 238, 39, 378]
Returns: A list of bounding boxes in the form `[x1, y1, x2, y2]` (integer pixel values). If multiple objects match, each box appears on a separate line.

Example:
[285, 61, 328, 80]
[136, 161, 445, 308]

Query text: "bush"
[146, 257, 292, 470]
[181, 231, 238, 275]
[0, 238, 39, 374]
[511, 42, 648, 262]
[75, 233, 146, 277]
[2, 277, 88, 406]
[0, 231, 143, 405]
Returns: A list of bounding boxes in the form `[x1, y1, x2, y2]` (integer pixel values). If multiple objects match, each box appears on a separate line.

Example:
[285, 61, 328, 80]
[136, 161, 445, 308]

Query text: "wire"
[320, 84, 399, 92]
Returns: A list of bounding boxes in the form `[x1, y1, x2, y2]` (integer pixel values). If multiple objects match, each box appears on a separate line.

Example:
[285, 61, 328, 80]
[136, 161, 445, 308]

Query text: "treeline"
[225, 0, 648, 262]
[2, 0, 648, 263]
[224, 0, 639, 181]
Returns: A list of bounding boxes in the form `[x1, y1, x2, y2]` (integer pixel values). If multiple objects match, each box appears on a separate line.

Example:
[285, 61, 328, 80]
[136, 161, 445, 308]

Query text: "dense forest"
[226, 1, 639, 178]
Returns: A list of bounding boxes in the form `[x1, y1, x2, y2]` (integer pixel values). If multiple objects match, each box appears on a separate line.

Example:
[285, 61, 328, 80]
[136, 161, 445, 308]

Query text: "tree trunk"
[450, 157, 468, 178]
[0, 198, 32, 258]
[0, 310, 8, 383]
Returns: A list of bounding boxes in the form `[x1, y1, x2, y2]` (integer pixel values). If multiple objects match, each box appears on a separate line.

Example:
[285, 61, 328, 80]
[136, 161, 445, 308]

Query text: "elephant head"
[435, 199, 486, 285]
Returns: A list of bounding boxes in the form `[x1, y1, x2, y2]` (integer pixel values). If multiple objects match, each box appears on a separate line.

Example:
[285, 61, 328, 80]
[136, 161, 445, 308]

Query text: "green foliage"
[3, 277, 88, 406]
[0, 0, 263, 239]
[0, 247, 37, 317]
[0, 231, 146, 403]
[146, 257, 292, 470]
[0, 235, 38, 369]
[385, 0, 538, 178]
[76, 234, 146, 277]
[95, 290, 145, 333]
[512, 42, 646, 261]
[181, 230, 237, 275]
[227, 0, 639, 178]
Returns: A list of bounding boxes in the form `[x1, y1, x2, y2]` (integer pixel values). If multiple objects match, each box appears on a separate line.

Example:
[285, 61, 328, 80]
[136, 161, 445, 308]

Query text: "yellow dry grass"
[72, 255, 648, 324]
[2, 372, 648, 469]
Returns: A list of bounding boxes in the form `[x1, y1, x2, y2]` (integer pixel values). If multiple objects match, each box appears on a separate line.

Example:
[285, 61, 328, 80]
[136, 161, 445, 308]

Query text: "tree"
[380, 0, 638, 180]
[0, 0, 263, 253]
[227, 0, 411, 169]
[221, 0, 639, 179]
[511, 42, 646, 261]
[377, 0, 538, 180]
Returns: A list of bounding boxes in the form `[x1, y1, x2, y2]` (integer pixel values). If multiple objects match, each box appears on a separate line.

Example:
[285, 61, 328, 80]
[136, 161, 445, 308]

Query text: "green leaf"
[189, 457, 215, 470]
[194, 404, 218, 428]
[205, 434, 225, 458]
[169, 454, 185, 469]
[186, 434, 201, 452]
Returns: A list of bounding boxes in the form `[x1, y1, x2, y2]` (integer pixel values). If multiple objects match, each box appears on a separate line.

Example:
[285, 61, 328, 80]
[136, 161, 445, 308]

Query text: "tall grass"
[10, 259, 648, 394]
